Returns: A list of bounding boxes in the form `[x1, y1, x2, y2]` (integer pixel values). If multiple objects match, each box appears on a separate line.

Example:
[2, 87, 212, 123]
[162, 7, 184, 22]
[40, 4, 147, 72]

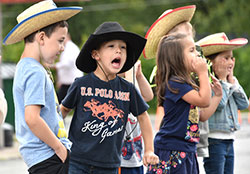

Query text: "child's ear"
[91, 50, 100, 60]
[36, 31, 46, 45]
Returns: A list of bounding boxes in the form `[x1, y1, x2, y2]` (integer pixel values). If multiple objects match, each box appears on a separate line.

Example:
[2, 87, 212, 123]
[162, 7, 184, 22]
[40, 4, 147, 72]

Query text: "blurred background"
[0, 0, 250, 128]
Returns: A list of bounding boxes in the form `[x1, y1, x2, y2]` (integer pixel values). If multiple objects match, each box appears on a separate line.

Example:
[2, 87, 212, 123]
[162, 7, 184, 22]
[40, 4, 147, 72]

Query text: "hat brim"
[76, 31, 146, 73]
[3, 7, 82, 45]
[143, 5, 196, 59]
[200, 38, 248, 56]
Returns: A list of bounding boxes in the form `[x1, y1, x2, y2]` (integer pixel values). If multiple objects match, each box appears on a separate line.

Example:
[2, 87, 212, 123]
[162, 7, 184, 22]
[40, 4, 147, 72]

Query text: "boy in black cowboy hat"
[60, 21, 159, 173]
[3, 0, 82, 173]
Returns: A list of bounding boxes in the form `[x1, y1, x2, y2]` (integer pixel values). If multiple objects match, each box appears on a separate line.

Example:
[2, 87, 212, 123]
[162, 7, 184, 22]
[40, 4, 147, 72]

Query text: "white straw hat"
[143, 5, 196, 59]
[3, 0, 82, 45]
[197, 32, 248, 57]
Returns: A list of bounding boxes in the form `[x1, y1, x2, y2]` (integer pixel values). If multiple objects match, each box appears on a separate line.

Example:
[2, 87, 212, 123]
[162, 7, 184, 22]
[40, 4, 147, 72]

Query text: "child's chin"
[115, 69, 122, 74]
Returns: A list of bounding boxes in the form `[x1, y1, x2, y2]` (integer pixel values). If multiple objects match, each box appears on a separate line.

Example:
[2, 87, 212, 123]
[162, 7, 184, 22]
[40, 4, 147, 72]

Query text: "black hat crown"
[94, 22, 125, 35]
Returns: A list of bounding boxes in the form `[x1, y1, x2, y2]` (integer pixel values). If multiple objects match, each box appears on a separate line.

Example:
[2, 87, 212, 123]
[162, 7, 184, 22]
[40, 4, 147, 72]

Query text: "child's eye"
[108, 44, 114, 47]
[121, 46, 126, 49]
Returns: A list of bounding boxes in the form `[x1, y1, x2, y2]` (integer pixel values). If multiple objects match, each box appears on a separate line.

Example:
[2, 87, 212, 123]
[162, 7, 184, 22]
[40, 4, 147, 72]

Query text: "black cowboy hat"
[76, 22, 147, 73]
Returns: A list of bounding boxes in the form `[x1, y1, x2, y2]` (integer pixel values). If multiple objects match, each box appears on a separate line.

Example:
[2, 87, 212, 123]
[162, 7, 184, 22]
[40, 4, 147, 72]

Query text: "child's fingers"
[210, 74, 219, 82]
[210, 83, 214, 89]
[192, 57, 208, 74]
[143, 153, 159, 166]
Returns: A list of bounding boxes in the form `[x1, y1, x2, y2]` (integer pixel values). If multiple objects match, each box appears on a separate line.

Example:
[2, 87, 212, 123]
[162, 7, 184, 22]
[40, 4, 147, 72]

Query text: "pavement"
[0, 113, 250, 174]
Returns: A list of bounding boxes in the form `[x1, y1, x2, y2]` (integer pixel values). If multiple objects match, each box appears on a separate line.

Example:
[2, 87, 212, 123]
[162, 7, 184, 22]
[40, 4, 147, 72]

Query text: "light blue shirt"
[13, 58, 71, 168]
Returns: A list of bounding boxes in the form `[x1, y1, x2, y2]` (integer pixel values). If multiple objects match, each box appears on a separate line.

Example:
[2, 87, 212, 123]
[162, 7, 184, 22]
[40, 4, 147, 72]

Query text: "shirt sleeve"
[166, 80, 193, 103]
[231, 77, 249, 110]
[61, 79, 79, 109]
[129, 84, 149, 116]
[24, 68, 46, 107]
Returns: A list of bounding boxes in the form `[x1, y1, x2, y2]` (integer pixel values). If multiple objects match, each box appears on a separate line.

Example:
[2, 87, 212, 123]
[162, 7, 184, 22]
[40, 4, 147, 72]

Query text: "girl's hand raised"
[227, 57, 235, 84]
[210, 74, 222, 97]
[192, 57, 208, 76]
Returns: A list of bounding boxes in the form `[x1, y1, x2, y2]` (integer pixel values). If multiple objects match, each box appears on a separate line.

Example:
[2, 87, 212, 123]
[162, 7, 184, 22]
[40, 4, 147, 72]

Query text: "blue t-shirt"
[62, 72, 149, 168]
[154, 80, 200, 152]
[13, 58, 72, 168]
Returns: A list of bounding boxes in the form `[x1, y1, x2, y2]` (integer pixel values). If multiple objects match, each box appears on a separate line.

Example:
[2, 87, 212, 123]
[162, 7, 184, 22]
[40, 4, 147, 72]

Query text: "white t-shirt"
[55, 40, 82, 85]
[0, 88, 7, 124]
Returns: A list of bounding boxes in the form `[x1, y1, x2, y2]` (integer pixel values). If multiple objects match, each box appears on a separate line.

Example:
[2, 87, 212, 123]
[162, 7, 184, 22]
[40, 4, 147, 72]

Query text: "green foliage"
[194, 0, 250, 35]
[2, 42, 24, 62]
[233, 46, 250, 97]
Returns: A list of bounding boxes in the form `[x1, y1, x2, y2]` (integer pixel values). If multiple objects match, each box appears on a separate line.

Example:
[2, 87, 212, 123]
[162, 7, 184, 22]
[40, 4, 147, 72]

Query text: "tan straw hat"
[3, 0, 82, 45]
[143, 5, 196, 59]
[197, 32, 248, 57]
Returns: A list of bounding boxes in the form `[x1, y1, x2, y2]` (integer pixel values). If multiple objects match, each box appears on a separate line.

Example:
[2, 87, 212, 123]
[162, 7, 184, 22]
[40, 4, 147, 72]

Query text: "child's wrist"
[198, 71, 209, 79]
[53, 141, 64, 152]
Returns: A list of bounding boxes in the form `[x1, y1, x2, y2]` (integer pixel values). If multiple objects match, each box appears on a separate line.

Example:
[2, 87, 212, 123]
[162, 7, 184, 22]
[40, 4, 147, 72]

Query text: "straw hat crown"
[3, 0, 82, 45]
[143, 5, 196, 59]
[197, 32, 248, 57]
[17, 0, 57, 23]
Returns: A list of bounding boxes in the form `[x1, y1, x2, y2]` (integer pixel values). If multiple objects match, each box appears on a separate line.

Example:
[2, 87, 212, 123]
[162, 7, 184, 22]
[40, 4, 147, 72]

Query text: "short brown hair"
[24, 20, 68, 43]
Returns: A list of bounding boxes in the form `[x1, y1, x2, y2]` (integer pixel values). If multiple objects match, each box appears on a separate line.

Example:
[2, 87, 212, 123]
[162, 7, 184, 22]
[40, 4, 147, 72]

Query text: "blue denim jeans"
[203, 138, 234, 174]
[69, 158, 118, 174]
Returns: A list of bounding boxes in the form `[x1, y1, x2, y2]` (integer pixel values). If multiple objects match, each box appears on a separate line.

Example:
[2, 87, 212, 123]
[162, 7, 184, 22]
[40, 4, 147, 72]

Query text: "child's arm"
[60, 104, 72, 118]
[227, 58, 249, 109]
[227, 57, 235, 84]
[137, 111, 159, 166]
[25, 105, 67, 162]
[155, 106, 164, 131]
[200, 75, 222, 121]
[182, 57, 211, 107]
[125, 60, 154, 102]
[135, 61, 154, 102]
[231, 77, 249, 110]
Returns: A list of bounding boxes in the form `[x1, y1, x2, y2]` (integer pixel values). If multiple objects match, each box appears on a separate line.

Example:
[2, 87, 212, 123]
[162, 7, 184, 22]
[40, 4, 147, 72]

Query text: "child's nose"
[61, 45, 65, 52]
[116, 47, 121, 53]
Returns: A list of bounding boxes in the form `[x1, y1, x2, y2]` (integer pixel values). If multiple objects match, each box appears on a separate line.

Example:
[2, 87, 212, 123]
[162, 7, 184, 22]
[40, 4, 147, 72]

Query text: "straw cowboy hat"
[3, 0, 82, 45]
[76, 22, 146, 73]
[197, 32, 248, 57]
[143, 5, 196, 59]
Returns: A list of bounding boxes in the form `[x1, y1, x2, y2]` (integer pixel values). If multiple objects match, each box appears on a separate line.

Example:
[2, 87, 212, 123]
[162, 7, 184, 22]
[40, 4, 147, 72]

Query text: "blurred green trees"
[1, 0, 250, 112]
